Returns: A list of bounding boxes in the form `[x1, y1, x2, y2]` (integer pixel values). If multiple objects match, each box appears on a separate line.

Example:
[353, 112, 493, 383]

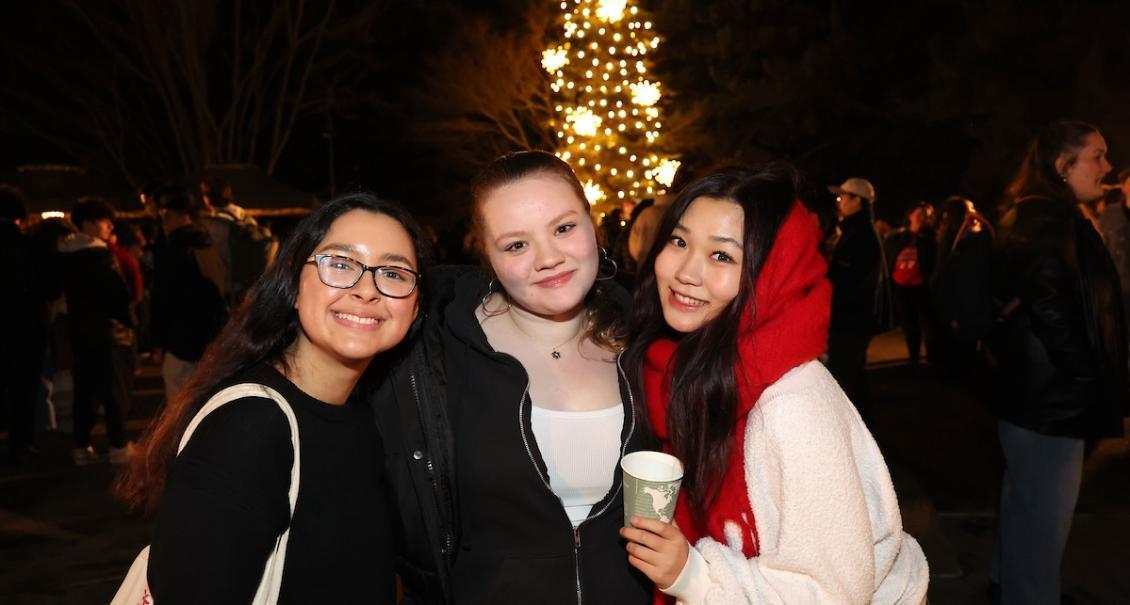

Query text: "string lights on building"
[543, 0, 679, 209]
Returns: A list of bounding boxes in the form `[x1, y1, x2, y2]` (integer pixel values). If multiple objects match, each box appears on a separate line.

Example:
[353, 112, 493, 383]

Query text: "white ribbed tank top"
[530, 404, 625, 527]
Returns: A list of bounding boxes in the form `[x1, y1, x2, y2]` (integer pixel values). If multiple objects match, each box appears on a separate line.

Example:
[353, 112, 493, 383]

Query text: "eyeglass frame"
[305, 253, 421, 299]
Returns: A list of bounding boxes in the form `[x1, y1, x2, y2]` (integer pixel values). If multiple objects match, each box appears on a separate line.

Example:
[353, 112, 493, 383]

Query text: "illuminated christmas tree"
[542, 0, 679, 211]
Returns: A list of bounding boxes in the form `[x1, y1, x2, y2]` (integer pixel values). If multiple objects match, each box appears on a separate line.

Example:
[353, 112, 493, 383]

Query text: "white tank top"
[530, 404, 625, 527]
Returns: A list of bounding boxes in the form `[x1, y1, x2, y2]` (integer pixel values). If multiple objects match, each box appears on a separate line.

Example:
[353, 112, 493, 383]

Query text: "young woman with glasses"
[373, 151, 652, 605]
[116, 193, 430, 604]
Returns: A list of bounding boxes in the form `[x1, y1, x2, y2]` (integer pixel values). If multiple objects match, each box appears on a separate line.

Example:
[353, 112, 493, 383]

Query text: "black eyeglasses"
[306, 254, 420, 299]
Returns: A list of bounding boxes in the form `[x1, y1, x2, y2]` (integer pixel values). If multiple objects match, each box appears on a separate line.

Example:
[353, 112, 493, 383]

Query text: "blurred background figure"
[884, 201, 936, 365]
[151, 189, 228, 406]
[614, 197, 653, 274]
[58, 198, 135, 465]
[929, 196, 993, 376]
[825, 176, 887, 424]
[0, 186, 48, 463]
[1098, 167, 1130, 328]
[199, 177, 279, 306]
[627, 162, 696, 271]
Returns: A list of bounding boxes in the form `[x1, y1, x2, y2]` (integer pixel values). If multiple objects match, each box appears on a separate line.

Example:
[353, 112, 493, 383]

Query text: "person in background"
[25, 217, 74, 434]
[989, 120, 1127, 605]
[111, 219, 146, 306]
[884, 201, 936, 364]
[199, 177, 279, 306]
[151, 190, 228, 405]
[621, 164, 928, 603]
[200, 177, 252, 224]
[59, 198, 134, 465]
[1098, 167, 1130, 328]
[0, 186, 47, 463]
[372, 150, 651, 605]
[929, 196, 990, 375]
[104, 213, 143, 431]
[117, 193, 427, 604]
[824, 176, 886, 424]
[114, 220, 153, 354]
[614, 197, 654, 274]
[628, 164, 697, 270]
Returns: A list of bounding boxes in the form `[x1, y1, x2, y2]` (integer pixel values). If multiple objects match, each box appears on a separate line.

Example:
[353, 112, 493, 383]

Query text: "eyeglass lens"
[315, 255, 416, 298]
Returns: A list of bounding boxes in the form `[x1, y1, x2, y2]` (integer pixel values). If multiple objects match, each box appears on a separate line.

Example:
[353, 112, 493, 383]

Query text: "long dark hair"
[117, 192, 431, 513]
[470, 150, 625, 350]
[624, 163, 799, 523]
[1005, 120, 1100, 206]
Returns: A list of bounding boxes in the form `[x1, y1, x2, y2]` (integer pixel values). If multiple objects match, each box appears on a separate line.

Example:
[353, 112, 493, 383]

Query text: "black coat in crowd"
[990, 196, 1129, 438]
[150, 224, 227, 362]
[58, 233, 132, 340]
[828, 211, 883, 332]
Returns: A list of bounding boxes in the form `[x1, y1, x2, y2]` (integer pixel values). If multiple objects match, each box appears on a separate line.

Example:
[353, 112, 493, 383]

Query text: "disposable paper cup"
[621, 451, 683, 527]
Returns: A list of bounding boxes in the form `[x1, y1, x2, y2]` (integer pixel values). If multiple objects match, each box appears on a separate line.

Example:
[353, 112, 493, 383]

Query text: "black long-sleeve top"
[148, 364, 395, 604]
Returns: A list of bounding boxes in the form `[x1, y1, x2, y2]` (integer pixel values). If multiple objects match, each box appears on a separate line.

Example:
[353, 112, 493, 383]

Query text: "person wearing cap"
[825, 177, 885, 424]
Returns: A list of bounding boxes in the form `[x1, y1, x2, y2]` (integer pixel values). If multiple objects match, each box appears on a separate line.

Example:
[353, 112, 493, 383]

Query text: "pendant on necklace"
[552, 351, 561, 360]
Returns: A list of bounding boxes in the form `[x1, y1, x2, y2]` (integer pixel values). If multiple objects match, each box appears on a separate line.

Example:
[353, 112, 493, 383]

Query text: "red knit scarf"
[643, 201, 831, 564]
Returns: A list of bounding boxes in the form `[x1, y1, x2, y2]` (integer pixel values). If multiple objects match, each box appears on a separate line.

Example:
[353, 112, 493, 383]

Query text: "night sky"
[2, 0, 1128, 225]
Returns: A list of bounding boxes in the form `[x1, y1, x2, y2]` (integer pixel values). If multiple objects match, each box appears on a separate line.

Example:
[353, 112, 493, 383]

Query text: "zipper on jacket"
[516, 352, 638, 604]
[410, 372, 454, 558]
[573, 526, 583, 605]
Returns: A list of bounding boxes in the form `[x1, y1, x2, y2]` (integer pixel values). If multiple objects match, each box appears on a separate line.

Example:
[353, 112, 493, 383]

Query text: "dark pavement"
[2, 332, 1128, 604]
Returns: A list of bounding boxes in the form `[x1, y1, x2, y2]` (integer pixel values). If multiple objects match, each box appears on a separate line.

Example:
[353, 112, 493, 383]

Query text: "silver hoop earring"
[596, 247, 618, 281]
[481, 278, 497, 309]
[480, 278, 511, 316]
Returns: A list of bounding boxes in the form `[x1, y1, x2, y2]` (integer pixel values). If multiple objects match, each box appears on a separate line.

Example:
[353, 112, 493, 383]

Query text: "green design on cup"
[621, 451, 683, 527]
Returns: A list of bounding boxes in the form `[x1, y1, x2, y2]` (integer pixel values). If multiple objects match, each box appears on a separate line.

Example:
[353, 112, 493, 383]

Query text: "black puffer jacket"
[371, 266, 652, 605]
[990, 196, 1128, 438]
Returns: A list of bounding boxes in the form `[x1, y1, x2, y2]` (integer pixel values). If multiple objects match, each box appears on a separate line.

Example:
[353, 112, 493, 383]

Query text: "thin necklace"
[507, 310, 586, 360]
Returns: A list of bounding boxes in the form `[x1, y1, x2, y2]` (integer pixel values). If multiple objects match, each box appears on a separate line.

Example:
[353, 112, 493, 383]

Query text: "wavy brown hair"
[116, 193, 431, 514]
[1005, 120, 1100, 206]
[469, 150, 625, 350]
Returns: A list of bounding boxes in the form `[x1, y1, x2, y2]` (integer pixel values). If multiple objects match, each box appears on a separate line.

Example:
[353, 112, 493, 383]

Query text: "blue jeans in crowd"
[993, 420, 1084, 605]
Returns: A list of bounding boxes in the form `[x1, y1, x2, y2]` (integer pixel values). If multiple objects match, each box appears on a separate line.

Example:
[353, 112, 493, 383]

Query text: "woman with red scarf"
[621, 164, 929, 604]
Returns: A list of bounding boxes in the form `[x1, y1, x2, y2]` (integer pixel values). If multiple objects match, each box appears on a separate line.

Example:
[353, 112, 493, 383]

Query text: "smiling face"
[292, 209, 419, 370]
[478, 174, 599, 320]
[1059, 131, 1112, 203]
[654, 196, 745, 333]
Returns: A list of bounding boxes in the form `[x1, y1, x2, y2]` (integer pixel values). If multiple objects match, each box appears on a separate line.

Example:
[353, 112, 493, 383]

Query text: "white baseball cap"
[828, 177, 876, 202]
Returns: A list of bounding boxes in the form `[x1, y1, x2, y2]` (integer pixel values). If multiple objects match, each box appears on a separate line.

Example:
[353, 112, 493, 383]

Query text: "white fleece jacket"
[661, 360, 929, 604]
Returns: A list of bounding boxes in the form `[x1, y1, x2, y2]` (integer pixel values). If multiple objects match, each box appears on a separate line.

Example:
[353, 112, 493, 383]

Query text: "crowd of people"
[0, 119, 1127, 605]
[0, 178, 277, 468]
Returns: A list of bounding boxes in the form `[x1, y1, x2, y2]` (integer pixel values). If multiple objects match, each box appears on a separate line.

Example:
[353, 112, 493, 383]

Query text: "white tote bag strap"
[178, 382, 301, 605]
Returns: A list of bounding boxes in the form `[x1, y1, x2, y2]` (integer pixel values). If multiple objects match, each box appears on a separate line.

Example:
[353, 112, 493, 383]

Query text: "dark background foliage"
[2, 0, 1128, 225]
